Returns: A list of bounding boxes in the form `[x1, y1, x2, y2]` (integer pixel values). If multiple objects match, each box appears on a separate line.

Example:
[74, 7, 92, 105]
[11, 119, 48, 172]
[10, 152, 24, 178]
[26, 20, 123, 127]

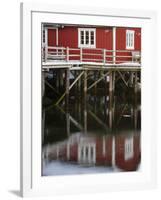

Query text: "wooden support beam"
[69, 71, 84, 90]
[130, 72, 134, 86]
[94, 71, 97, 95]
[87, 71, 109, 91]
[84, 70, 87, 97]
[134, 71, 138, 93]
[116, 70, 128, 87]
[109, 92, 113, 129]
[113, 71, 115, 92]
[109, 71, 113, 93]
[55, 71, 84, 105]
[78, 71, 81, 92]
[65, 68, 70, 108]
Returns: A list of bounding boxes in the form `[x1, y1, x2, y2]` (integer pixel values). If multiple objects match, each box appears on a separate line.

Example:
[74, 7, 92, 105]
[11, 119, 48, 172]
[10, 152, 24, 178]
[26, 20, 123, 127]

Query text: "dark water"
[42, 92, 141, 176]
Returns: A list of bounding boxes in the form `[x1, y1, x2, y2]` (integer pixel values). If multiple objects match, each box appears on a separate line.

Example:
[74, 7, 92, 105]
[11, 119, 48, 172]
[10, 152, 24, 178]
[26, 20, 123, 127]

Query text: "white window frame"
[126, 30, 135, 50]
[78, 28, 96, 48]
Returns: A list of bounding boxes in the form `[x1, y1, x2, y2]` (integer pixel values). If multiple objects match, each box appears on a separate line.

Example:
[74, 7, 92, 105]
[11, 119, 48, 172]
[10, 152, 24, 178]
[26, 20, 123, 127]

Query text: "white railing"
[42, 46, 141, 64]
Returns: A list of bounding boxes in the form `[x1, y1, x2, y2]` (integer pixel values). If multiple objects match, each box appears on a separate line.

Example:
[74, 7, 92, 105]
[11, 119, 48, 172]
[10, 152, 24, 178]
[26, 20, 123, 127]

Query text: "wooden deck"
[42, 61, 141, 71]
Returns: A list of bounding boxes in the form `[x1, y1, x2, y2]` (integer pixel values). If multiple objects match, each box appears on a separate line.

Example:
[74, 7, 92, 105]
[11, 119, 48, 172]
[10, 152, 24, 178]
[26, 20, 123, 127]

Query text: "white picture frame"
[20, 2, 157, 197]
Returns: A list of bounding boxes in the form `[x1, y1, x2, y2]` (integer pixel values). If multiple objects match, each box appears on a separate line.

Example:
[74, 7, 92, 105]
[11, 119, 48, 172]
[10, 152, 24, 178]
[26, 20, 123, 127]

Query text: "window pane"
[126, 31, 134, 49]
[81, 31, 84, 45]
[131, 33, 133, 47]
[79, 29, 95, 47]
[91, 31, 94, 45]
[86, 31, 89, 44]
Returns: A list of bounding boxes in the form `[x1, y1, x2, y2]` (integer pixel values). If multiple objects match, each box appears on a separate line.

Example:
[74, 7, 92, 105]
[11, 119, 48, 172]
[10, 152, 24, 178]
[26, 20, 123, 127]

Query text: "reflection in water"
[42, 93, 141, 176]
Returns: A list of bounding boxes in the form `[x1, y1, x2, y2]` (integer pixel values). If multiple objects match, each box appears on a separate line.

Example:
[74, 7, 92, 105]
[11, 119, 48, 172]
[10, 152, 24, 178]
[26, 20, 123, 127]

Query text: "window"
[78, 28, 96, 48]
[126, 30, 135, 49]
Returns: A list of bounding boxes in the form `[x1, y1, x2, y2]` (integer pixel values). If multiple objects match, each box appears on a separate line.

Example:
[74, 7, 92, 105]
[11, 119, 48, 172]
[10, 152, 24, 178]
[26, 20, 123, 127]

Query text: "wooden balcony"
[42, 46, 141, 66]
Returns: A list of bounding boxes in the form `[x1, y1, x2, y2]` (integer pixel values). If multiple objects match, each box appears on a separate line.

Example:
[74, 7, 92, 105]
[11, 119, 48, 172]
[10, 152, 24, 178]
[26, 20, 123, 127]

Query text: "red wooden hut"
[42, 24, 141, 64]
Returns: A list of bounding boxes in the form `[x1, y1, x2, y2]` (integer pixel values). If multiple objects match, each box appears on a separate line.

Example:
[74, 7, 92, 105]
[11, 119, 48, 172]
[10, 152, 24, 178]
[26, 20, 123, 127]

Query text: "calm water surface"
[42, 93, 141, 176]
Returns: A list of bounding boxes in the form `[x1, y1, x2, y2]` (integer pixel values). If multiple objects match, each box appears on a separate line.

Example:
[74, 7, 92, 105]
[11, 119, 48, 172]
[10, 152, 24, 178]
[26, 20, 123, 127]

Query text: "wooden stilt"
[134, 71, 138, 93]
[94, 71, 97, 96]
[113, 71, 115, 93]
[109, 71, 113, 93]
[84, 70, 87, 97]
[130, 72, 134, 86]
[65, 68, 70, 109]
[78, 72, 81, 93]
[75, 71, 78, 95]
[84, 70, 87, 133]
[109, 91, 113, 129]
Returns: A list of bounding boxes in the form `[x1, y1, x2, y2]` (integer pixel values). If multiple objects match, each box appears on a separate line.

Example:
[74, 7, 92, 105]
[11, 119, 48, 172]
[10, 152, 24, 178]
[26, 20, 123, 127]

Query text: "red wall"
[58, 27, 78, 48]
[47, 26, 141, 63]
[48, 26, 141, 50]
[116, 27, 141, 50]
[48, 29, 56, 46]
